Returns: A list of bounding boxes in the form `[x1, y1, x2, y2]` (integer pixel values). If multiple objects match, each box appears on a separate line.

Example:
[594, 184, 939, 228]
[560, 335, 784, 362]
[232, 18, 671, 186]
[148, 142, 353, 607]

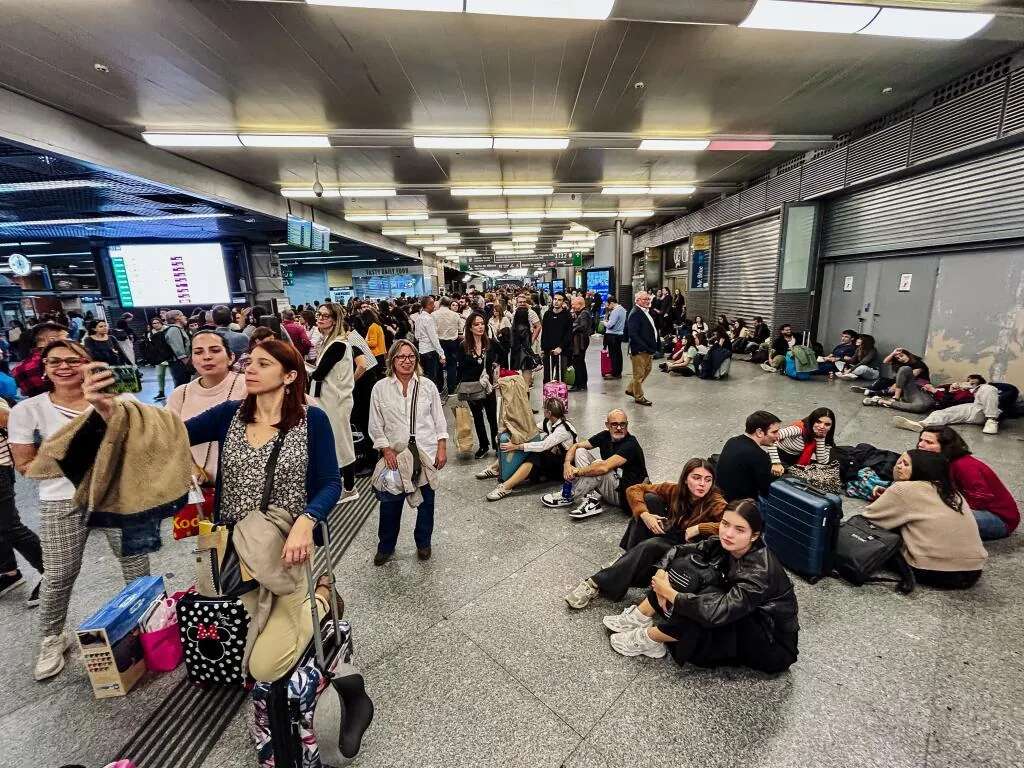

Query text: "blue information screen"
[584, 268, 611, 301]
[551, 278, 565, 295]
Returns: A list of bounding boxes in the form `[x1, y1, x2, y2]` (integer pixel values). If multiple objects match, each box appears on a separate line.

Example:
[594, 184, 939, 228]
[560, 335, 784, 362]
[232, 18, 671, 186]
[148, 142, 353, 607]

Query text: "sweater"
[540, 308, 572, 353]
[716, 435, 773, 501]
[166, 372, 246, 477]
[863, 481, 988, 572]
[366, 323, 387, 357]
[625, 481, 726, 537]
[950, 455, 1019, 533]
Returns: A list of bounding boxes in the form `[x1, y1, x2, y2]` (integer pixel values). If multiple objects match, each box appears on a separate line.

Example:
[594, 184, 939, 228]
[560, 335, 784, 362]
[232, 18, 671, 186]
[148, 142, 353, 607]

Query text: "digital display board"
[108, 243, 231, 307]
[584, 268, 612, 302]
[287, 214, 313, 249]
[551, 278, 565, 295]
[311, 223, 331, 252]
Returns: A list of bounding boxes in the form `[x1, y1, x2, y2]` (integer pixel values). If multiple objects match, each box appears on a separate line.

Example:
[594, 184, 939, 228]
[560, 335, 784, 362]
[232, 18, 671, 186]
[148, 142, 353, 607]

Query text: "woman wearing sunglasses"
[8, 340, 151, 682]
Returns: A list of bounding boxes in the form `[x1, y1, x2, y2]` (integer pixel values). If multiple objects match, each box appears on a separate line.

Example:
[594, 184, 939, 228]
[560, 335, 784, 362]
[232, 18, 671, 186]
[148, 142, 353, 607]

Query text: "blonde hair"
[385, 339, 423, 377]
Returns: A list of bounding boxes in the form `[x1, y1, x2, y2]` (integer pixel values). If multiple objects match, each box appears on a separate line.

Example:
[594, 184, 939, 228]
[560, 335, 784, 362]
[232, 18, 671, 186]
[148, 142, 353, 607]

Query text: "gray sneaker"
[892, 416, 923, 432]
[602, 605, 654, 633]
[34, 632, 68, 681]
[565, 578, 599, 609]
[486, 484, 512, 502]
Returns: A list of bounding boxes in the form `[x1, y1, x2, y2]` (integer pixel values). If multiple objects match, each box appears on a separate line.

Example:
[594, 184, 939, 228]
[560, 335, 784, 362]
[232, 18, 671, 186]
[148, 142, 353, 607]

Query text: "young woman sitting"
[602, 500, 799, 673]
[863, 449, 987, 589]
[476, 397, 576, 501]
[699, 334, 733, 380]
[666, 333, 708, 377]
[859, 347, 932, 413]
[689, 315, 710, 336]
[916, 427, 1018, 541]
[834, 334, 880, 381]
[564, 458, 726, 609]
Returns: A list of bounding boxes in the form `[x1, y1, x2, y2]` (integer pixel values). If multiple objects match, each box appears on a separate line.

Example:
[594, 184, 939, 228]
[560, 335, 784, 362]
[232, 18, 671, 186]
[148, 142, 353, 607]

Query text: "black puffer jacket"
[662, 538, 799, 634]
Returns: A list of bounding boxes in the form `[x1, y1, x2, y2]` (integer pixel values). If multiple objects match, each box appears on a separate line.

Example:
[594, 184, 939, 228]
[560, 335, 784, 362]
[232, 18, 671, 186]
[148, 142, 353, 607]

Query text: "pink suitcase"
[600, 348, 612, 377]
[542, 356, 569, 409]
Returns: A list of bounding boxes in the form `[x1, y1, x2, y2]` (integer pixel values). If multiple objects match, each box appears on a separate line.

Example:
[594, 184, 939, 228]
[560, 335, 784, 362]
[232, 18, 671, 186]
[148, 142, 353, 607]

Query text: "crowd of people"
[0, 282, 1018, 690]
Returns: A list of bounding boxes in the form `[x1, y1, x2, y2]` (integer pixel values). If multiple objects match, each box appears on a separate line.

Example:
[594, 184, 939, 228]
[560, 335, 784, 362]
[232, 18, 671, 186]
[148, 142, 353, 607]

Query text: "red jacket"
[283, 321, 312, 357]
[951, 454, 1019, 533]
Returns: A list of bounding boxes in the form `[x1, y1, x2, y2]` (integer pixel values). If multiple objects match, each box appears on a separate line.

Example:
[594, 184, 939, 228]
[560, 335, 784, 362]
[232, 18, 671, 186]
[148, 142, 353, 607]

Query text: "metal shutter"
[711, 215, 781, 327]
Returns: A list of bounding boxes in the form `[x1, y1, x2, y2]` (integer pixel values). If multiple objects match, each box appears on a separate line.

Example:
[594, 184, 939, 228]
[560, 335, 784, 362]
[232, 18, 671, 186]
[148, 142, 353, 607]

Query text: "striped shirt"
[768, 425, 830, 466]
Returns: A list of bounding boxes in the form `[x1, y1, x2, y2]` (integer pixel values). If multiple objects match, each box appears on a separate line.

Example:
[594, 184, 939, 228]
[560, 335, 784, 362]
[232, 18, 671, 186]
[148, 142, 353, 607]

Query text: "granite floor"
[1, 349, 1022, 768]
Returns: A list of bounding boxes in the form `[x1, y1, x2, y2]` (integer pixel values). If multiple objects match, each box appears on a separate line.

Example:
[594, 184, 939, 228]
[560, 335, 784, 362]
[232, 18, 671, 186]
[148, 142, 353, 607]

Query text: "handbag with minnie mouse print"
[176, 590, 250, 686]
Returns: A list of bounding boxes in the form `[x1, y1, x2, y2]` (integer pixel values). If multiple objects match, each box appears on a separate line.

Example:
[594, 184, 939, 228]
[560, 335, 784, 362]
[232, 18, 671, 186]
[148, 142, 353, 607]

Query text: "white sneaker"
[983, 418, 999, 435]
[564, 578, 599, 609]
[610, 626, 667, 658]
[602, 605, 653, 633]
[568, 497, 604, 519]
[475, 466, 499, 480]
[339, 487, 360, 505]
[759, 363, 776, 373]
[34, 633, 69, 681]
[541, 492, 574, 508]
[486, 484, 512, 502]
[862, 396, 881, 406]
[892, 416, 923, 432]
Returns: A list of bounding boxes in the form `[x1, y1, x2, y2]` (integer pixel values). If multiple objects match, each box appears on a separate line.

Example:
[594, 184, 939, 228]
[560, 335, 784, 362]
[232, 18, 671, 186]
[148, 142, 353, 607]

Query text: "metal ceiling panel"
[1001, 68, 1024, 136]
[845, 120, 912, 186]
[800, 147, 848, 200]
[908, 79, 1006, 165]
[738, 181, 768, 220]
[765, 167, 802, 212]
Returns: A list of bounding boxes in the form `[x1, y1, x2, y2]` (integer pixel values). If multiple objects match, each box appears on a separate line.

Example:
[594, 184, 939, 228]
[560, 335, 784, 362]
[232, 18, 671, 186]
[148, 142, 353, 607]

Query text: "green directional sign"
[572, 252, 584, 267]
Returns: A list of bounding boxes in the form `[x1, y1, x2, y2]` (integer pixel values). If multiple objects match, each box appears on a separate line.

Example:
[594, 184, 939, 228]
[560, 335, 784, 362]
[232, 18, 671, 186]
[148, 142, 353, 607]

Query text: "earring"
[285, 385, 291, 394]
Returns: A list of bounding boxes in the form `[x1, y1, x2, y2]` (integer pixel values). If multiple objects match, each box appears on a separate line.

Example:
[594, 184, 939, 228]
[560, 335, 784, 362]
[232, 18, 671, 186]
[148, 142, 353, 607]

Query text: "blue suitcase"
[761, 479, 841, 583]
[497, 430, 543, 481]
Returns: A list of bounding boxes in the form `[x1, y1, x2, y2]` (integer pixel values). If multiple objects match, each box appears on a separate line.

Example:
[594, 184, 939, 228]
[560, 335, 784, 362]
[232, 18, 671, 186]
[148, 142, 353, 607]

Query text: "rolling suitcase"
[250, 520, 374, 768]
[497, 430, 542, 481]
[761, 479, 841, 583]
[542, 356, 569, 410]
[600, 348, 612, 377]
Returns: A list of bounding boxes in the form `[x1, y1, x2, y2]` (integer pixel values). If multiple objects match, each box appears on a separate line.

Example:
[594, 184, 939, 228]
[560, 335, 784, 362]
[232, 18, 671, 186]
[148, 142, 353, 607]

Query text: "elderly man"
[541, 408, 649, 520]
[625, 292, 658, 407]
[369, 340, 448, 565]
[569, 295, 592, 392]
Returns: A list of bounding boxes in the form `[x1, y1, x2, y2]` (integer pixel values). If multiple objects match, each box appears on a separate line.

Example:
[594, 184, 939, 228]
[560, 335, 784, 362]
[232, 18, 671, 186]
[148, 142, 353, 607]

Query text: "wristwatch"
[302, 511, 317, 524]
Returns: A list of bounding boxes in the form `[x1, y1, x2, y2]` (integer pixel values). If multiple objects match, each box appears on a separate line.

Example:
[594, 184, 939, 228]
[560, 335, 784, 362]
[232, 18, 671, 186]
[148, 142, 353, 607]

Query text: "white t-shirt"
[9, 393, 86, 501]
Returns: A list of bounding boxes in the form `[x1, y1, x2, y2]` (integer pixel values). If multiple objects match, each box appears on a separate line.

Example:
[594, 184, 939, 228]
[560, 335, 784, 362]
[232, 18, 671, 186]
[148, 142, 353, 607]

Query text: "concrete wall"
[925, 246, 1024, 383]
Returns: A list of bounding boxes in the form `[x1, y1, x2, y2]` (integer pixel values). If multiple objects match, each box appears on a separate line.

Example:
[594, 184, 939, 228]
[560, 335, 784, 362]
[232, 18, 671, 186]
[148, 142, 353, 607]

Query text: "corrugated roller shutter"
[711, 215, 781, 327]
[1002, 68, 1024, 136]
[823, 143, 1024, 258]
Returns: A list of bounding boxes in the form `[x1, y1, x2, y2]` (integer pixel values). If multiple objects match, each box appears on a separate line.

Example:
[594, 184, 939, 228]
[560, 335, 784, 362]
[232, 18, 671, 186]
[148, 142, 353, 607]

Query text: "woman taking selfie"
[83, 340, 341, 682]
[9, 340, 151, 681]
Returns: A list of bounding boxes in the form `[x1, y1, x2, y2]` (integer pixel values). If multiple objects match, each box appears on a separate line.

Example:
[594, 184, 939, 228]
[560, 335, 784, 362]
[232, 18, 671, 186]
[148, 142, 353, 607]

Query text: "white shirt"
[9, 393, 86, 500]
[433, 307, 463, 341]
[522, 418, 577, 454]
[369, 375, 448, 462]
[639, 306, 658, 336]
[0, 400, 11, 467]
[487, 315, 511, 340]
[414, 310, 445, 357]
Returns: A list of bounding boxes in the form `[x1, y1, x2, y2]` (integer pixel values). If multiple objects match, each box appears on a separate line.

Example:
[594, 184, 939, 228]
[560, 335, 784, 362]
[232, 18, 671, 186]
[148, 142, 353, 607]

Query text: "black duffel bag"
[832, 515, 914, 593]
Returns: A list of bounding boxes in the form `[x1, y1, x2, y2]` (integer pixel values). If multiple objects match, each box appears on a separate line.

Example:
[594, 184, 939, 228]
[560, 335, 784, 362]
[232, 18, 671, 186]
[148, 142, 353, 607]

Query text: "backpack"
[146, 328, 177, 364]
[992, 382, 1021, 418]
[832, 515, 913, 592]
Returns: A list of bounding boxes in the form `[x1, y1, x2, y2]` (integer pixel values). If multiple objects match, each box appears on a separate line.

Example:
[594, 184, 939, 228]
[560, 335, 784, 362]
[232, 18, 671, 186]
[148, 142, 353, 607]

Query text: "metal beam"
[0, 87, 421, 261]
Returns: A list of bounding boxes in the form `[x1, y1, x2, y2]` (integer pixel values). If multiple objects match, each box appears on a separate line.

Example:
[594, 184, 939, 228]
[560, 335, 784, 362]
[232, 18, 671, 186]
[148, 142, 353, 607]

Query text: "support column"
[614, 220, 634, 307]
[248, 243, 288, 311]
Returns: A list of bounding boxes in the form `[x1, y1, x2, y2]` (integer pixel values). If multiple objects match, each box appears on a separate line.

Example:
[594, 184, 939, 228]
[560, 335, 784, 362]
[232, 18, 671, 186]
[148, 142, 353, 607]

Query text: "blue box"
[79, 575, 166, 645]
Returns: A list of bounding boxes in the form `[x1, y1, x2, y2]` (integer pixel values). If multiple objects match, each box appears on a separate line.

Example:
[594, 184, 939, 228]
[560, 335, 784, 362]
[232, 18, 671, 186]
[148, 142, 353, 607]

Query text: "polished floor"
[1, 349, 1022, 768]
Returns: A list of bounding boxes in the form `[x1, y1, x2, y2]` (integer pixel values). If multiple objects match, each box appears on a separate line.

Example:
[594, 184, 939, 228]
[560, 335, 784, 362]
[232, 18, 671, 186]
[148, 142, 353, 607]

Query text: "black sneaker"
[0, 571, 25, 599]
[26, 581, 41, 608]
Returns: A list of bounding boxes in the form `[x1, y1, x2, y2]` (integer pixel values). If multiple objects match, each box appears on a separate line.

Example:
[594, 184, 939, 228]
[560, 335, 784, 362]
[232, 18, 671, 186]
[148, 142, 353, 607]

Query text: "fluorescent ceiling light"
[507, 212, 545, 220]
[580, 211, 617, 218]
[544, 210, 582, 219]
[306, 0, 462, 9]
[466, 0, 614, 21]
[479, 226, 512, 234]
[452, 187, 503, 196]
[387, 213, 429, 220]
[468, 212, 512, 220]
[0, 213, 229, 228]
[141, 133, 242, 147]
[510, 226, 542, 233]
[650, 186, 696, 195]
[858, 8, 993, 40]
[0, 241, 49, 247]
[504, 186, 555, 195]
[414, 136, 494, 150]
[617, 209, 654, 218]
[493, 138, 569, 150]
[281, 188, 342, 198]
[345, 214, 388, 221]
[382, 226, 449, 236]
[423, 246, 449, 252]
[0, 180, 110, 193]
[238, 134, 331, 148]
[708, 140, 776, 151]
[740, 0, 878, 34]
[512, 236, 538, 243]
[338, 187, 397, 197]
[408, 236, 460, 245]
[638, 139, 710, 152]
[601, 186, 649, 195]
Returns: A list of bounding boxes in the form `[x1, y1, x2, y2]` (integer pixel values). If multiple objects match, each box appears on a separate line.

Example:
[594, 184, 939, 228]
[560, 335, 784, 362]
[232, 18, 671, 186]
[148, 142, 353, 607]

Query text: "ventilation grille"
[909, 79, 1005, 165]
[739, 181, 768, 219]
[800, 147, 847, 199]
[1002, 68, 1024, 136]
[765, 166, 802, 211]
[845, 120, 912, 185]
[930, 56, 1013, 107]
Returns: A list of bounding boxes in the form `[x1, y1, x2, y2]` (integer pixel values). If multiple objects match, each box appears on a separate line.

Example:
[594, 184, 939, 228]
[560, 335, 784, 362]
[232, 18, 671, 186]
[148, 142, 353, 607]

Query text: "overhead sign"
[353, 267, 411, 277]
[286, 214, 313, 249]
[7, 253, 31, 277]
[311, 223, 331, 252]
[690, 232, 711, 290]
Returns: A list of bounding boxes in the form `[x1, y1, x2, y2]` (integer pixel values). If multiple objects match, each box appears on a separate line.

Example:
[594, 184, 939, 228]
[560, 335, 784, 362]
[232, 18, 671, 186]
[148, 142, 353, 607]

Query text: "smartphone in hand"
[102, 365, 142, 394]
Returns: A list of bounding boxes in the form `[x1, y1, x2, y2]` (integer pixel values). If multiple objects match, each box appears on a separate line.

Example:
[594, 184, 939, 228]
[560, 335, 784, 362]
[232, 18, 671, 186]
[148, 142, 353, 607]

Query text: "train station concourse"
[0, 2, 1022, 768]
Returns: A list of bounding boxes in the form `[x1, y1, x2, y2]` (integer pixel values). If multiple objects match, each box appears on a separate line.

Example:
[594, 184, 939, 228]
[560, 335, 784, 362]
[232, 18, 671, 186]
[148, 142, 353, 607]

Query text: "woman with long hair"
[510, 306, 537, 388]
[690, 315, 710, 336]
[565, 458, 726, 609]
[346, 310, 381, 470]
[9, 340, 151, 680]
[362, 307, 387, 369]
[863, 449, 986, 588]
[767, 407, 837, 474]
[84, 340, 341, 682]
[487, 299, 511, 342]
[835, 333, 880, 380]
[83, 319, 128, 366]
[455, 312, 499, 459]
[309, 303, 365, 504]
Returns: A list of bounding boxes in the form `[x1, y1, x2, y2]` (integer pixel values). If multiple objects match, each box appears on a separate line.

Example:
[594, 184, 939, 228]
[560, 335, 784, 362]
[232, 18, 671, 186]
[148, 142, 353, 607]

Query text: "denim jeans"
[850, 365, 880, 380]
[376, 484, 436, 554]
[973, 509, 1010, 541]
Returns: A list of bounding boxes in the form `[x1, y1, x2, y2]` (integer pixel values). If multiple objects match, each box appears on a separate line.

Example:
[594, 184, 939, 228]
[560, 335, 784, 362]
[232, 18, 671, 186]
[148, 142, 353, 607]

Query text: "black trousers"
[420, 351, 442, 391]
[591, 535, 681, 601]
[0, 466, 43, 574]
[469, 392, 498, 451]
[543, 352, 564, 384]
[604, 334, 623, 377]
[912, 567, 982, 590]
[169, 358, 192, 388]
[571, 351, 588, 389]
[649, 593, 798, 673]
[440, 339, 460, 395]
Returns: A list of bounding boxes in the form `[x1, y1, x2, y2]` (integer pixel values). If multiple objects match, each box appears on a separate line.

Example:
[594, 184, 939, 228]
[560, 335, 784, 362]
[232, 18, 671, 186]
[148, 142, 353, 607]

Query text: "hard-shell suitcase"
[497, 430, 542, 482]
[542, 356, 569, 410]
[600, 349, 612, 377]
[761, 479, 841, 583]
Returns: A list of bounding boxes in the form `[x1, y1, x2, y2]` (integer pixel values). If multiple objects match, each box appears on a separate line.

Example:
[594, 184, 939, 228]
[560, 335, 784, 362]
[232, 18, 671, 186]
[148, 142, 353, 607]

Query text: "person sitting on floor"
[892, 374, 1003, 436]
[602, 499, 799, 672]
[862, 449, 987, 589]
[699, 334, 733, 380]
[745, 316, 771, 353]
[661, 333, 708, 377]
[715, 411, 782, 499]
[861, 347, 933, 413]
[767, 407, 836, 474]
[563, 458, 726, 609]
[834, 333, 881, 381]
[854, 346, 929, 395]
[689, 315, 710, 336]
[915, 426, 1018, 541]
[477, 397, 577, 501]
[815, 329, 857, 375]
[728, 319, 752, 353]
[540, 408, 648, 520]
[760, 323, 797, 373]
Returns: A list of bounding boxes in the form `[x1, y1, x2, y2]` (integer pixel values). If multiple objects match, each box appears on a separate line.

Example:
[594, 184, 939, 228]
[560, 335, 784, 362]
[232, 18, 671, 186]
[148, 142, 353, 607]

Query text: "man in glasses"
[542, 408, 648, 520]
[625, 292, 658, 407]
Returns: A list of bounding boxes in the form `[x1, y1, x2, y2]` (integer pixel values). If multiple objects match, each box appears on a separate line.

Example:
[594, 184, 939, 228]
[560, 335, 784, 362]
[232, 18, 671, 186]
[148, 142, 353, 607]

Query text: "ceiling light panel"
[637, 139, 710, 152]
[617, 210, 655, 218]
[504, 186, 555, 195]
[858, 8, 993, 40]
[602, 186, 650, 195]
[414, 136, 494, 149]
[386, 213, 429, 221]
[345, 214, 388, 221]
[465, 0, 614, 21]
[741, 0, 879, 34]
[338, 188, 398, 197]
[307, 0, 462, 9]
[238, 134, 331, 148]
[512, 236, 538, 243]
[281, 188, 342, 198]
[452, 187, 503, 196]
[0, 180, 111, 193]
[543, 210, 582, 219]
[479, 226, 512, 234]
[141, 133, 242, 147]
[0, 213, 229, 228]
[468, 212, 512, 220]
[580, 211, 617, 218]
[493, 138, 569, 150]
[707, 140, 776, 151]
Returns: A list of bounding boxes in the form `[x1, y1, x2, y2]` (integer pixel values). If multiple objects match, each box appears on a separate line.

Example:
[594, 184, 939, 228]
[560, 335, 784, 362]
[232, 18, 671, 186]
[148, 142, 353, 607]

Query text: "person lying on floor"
[833, 333, 880, 381]
[602, 499, 799, 672]
[891, 374, 1003, 436]
[860, 347, 933, 413]
[862, 449, 986, 589]
[564, 458, 726, 609]
[540, 408, 648, 520]
[915, 427, 1018, 541]
[476, 397, 577, 501]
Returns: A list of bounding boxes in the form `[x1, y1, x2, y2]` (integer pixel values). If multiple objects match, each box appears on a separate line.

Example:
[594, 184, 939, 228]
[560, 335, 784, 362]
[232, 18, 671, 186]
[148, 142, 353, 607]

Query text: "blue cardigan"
[185, 400, 341, 522]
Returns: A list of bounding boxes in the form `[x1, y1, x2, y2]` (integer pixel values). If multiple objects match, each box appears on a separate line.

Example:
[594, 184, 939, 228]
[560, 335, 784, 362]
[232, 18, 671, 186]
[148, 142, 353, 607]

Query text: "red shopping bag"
[172, 486, 215, 540]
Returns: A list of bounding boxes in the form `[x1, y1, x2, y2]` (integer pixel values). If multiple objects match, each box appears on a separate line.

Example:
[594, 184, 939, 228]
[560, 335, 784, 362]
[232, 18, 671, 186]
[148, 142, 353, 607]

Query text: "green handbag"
[563, 365, 576, 387]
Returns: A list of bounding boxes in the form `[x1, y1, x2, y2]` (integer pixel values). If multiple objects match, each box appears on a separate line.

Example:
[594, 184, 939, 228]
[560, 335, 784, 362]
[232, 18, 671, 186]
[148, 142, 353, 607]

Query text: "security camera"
[312, 180, 325, 198]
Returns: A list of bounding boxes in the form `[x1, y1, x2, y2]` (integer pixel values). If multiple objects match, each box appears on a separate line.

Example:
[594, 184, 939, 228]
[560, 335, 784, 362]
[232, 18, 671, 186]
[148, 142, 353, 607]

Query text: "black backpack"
[146, 328, 176, 364]
[832, 515, 914, 593]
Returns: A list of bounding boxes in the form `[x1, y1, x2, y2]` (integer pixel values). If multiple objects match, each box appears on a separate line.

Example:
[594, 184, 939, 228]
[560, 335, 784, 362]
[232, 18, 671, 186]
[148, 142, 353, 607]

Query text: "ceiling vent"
[845, 120, 912, 185]
[909, 79, 1005, 165]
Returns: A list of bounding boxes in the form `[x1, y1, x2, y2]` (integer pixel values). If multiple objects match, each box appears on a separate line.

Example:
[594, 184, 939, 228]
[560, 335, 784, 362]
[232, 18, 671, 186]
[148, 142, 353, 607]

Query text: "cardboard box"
[77, 575, 166, 699]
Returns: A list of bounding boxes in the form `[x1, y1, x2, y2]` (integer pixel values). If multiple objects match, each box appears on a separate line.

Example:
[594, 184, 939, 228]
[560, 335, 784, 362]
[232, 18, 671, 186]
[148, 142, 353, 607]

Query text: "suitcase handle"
[304, 516, 344, 671]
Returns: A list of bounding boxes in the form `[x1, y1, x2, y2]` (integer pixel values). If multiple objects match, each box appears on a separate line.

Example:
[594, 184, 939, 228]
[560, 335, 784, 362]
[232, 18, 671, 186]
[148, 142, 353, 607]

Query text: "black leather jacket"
[662, 538, 799, 634]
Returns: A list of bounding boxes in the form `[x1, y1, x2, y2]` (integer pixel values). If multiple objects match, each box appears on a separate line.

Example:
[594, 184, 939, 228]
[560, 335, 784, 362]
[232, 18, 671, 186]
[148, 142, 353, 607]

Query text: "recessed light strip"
[0, 180, 112, 193]
[0, 213, 230, 228]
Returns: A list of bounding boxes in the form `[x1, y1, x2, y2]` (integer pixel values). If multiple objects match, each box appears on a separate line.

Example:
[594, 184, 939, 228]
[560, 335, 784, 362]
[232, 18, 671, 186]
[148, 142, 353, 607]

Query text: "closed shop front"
[711, 215, 781, 327]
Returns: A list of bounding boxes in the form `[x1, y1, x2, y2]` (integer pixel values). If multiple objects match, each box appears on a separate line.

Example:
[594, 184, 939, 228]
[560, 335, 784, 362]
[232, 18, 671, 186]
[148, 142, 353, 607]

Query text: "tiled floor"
[1, 350, 1021, 768]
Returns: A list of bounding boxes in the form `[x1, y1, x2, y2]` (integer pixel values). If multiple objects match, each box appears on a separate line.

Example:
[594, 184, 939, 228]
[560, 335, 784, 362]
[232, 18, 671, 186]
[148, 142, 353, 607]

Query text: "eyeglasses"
[44, 357, 87, 368]
[316, 313, 332, 319]
[394, 354, 417, 362]
[607, 421, 628, 429]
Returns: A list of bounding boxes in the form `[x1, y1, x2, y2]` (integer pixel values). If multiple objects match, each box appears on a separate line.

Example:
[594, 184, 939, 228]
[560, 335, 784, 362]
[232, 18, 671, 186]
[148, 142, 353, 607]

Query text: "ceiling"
[0, 0, 1022, 267]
